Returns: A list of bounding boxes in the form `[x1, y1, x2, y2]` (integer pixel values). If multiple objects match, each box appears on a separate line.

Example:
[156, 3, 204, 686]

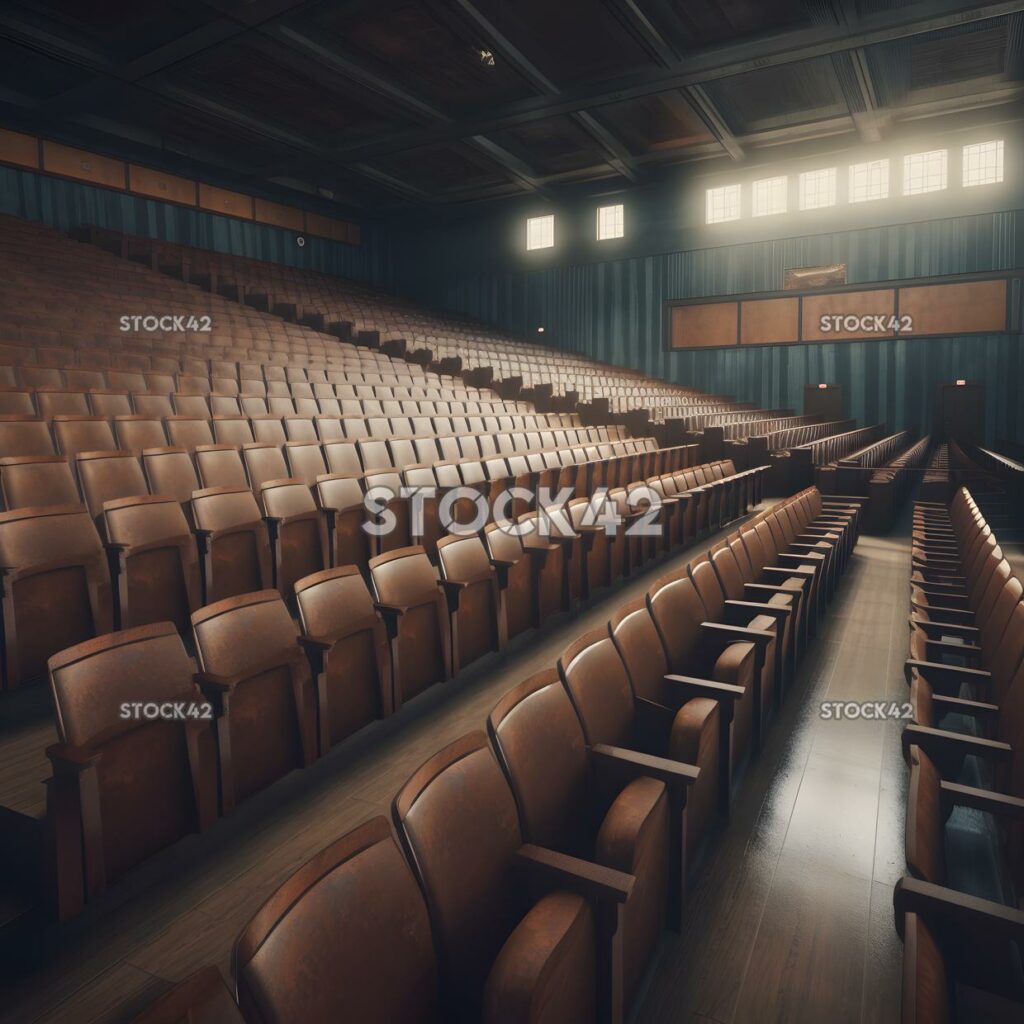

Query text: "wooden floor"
[0, 508, 910, 1024]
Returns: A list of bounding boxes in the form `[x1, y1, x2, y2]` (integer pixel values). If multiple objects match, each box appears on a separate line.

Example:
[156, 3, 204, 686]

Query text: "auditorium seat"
[0, 503, 112, 689]
[103, 495, 200, 632]
[488, 668, 671, 1011]
[568, 496, 612, 595]
[190, 486, 273, 604]
[233, 817, 438, 1024]
[518, 510, 568, 623]
[646, 569, 769, 767]
[0, 388, 36, 416]
[363, 468, 410, 554]
[896, 901, 1024, 1023]
[0, 454, 79, 509]
[392, 732, 632, 1023]
[295, 566, 391, 753]
[689, 557, 785, 730]
[556, 627, 704, 922]
[260, 478, 328, 598]
[141, 446, 201, 507]
[610, 596, 745, 833]
[195, 444, 249, 490]
[192, 590, 317, 812]
[166, 416, 214, 450]
[0, 415, 56, 458]
[709, 543, 800, 684]
[368, 546, 451, 710]
[436, 533, 505, 670]
[484, 521, 534, 641]
[46, 623, 218, 919]
[53, 415, 117, 458]
[315, 473, 370, 570]
[902, 747, 1024, 981]
[75, 450, 149, 524]
[113, 415, 168, 453]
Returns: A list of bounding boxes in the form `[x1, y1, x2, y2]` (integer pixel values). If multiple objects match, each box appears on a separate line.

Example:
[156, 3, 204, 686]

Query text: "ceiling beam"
[268, 21, 552, 195]
[603, 0, 743, 160]
[436, 0, 639, 182]
[813, 0, 884, 143]
[0, 8, 437, 203]
[330, 0, 1024, 162]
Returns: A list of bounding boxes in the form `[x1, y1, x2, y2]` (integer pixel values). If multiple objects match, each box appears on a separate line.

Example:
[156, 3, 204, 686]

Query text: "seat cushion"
[482, 890, 596, 1024]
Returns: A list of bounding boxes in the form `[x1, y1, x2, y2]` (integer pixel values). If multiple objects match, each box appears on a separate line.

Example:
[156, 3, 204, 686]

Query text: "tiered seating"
[896, 487, 1024, 1020]
[864, 436, 931, 532]
[0, 214, 790, 931]
[919, 443, 952, 503]
[81, 227, 755, 429]
[748, 421, 885, 494]
[130, 483, 865, 1024]
[816, 429, 913, 494]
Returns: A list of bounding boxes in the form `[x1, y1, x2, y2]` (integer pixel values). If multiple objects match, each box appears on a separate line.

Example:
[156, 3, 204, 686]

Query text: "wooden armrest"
[725, 598, 790, 620]
[901, 724, 1010, 762]
[940, 781, 1024, 821]
[515, 844, 633, 905]
[930, 694, 998, 717]
[893, 876, 1024, 941]
[46, 742, 101, 773]
[298, 633, 335, 653]
[910, 619, 979, 640]
[701, 621, 774, 649]
[904, 659, 991, 685]
[374, 601, 409, 617]
[744, 583, 800, 600]
[923, 638, 982, 657]
[763, 566, 814, 581]
[663, 674, 745, 703]
[589, 742, 699, 791]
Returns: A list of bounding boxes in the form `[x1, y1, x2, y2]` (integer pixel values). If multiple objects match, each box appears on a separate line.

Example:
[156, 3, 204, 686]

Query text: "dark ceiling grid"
[0, 0, 1020, 214]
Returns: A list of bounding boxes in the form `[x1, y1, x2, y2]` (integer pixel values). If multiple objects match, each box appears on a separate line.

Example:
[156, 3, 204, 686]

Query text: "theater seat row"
[41, 455, 775, 919]
[118, 485, 863, 1024]
[897, 487, 1024, 1021]
[0, 412, 597, 460]
[0, 436, 651, 687]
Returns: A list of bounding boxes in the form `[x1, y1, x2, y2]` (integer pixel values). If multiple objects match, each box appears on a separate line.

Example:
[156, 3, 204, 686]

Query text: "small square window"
[706, 184, 741, 224]
[849, 159, 889, 203]
[526, 214, 554, 250]
[752, 176, 787, 217]
[962, 140, 1003, 187]
[799, 167, 836, 210]
[596, 204, 624, 240]
[903, 150, 947, 195]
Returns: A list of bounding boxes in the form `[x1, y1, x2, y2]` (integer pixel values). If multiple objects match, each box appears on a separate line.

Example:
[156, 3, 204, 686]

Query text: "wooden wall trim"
[666, 271, 1018, 350]
[0, 126, 360, 246]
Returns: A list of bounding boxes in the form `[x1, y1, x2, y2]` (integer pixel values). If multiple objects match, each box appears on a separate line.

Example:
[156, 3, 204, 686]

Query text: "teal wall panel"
[394, 211, 1024, 442]
[0, 165, 392, 286]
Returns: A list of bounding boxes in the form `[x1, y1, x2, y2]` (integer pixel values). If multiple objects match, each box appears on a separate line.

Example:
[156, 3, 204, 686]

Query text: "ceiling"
[0, 0, 1021, 217]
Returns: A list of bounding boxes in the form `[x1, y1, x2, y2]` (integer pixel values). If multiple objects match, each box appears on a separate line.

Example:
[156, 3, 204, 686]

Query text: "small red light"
[955, 379, 966, 386]
[818, 383, 828, 389]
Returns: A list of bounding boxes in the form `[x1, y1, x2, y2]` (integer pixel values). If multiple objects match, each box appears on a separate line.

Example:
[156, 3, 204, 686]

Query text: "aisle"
[635, 528, 912, 1024]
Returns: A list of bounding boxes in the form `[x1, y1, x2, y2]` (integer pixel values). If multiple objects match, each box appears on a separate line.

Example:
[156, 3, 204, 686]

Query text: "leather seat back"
[392, 732, 524, 1018]
[557, 627, 635, 749]
[235, 816, 438, 1024]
